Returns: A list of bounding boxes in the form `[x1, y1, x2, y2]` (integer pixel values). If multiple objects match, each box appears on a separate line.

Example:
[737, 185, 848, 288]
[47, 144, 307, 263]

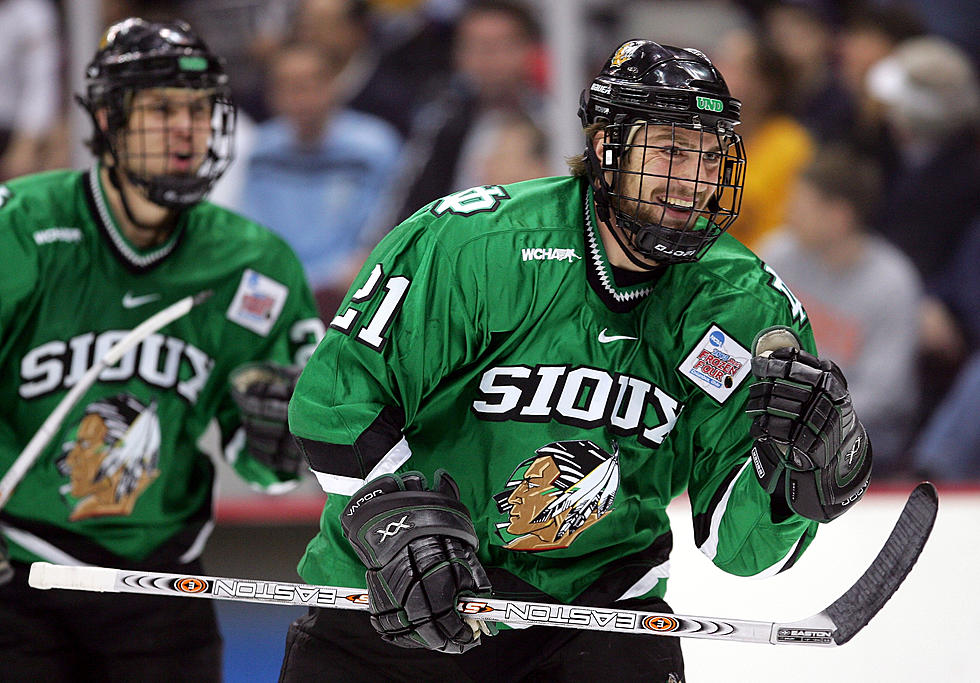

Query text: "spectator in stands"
[835, 2, 925, 178]
[761, 0, 857, 142]
[910, 212, 980, 483]
[865, 35, 980, 288]
[865, 35, 980, 394]
[346, 0, 466, 136]
[837, 3, 925, 119]
[233, 42, 403, 319]
[0, 0, 62, 180]
[249, 0, 373, 119]
[371, 0, 549, 231]
[292, 0, 372, 104]
[758, 145, 922, 475]
[904, 215, 980, 476]
[460, 111, 548, 190]
[932, 215, 980, 347]
[911, 350, 980, 481]
[713, 28, 814, 250]
[901, 0, 980, 66]
[101, 0, 175, 24]
[257, 0, 462, 137]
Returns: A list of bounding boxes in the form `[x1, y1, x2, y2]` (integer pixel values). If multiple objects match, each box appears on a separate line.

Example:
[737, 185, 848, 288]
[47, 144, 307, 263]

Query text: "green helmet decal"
[696, 96, 724, 112]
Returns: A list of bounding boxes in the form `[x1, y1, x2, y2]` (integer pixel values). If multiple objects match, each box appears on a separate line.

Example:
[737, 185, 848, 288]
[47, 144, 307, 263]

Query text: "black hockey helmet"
[578, 40, 746, 265]
[77, 17, 236, 209]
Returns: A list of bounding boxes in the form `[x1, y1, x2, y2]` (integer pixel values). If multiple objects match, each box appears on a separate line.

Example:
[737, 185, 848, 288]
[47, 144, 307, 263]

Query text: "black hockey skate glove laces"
[341, 470, 494, 653]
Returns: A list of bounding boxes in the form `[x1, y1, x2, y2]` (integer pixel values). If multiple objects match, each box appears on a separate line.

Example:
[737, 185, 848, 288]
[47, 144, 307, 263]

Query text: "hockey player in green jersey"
[281, 40, 872, 682]
[0, 18, 324, 680]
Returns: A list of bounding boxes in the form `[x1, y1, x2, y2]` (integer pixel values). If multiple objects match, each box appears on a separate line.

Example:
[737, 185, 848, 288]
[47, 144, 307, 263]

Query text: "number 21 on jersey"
[330, 264, 410, 351]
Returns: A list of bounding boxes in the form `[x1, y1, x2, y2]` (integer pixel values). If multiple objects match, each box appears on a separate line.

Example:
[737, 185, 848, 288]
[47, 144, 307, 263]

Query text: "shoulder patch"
[677, 324, 752, 403]
[226, 268, 289, 336]
[430, 185, 510, 216]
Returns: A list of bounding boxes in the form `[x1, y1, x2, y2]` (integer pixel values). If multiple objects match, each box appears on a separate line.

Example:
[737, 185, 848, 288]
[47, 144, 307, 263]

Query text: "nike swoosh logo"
[122, 291, 162, 309]
[598, 328, 638, 343]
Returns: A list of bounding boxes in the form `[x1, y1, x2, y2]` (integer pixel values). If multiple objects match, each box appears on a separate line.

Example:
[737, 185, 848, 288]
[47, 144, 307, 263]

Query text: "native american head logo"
[493, 440, 619, 551]
[56, 394, 161, 521]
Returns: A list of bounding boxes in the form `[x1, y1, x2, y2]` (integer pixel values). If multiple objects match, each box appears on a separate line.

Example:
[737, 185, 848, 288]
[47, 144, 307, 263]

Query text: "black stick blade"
[826, 482, 938, 645]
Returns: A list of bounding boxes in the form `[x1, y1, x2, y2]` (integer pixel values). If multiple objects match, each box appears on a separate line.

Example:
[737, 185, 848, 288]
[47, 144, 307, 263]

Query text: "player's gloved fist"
[229, 362, 305, 475]
[746, 328, 872, 522]
[0, 534, 13, 586]
[340, 470, 492, 653]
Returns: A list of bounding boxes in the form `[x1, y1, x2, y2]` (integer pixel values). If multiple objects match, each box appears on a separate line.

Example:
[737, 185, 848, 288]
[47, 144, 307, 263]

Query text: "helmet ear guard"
[579, 40, 746, 265]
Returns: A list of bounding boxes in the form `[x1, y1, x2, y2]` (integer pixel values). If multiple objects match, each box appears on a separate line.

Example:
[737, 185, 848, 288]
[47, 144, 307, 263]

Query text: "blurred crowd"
[5, 0, 979, 483]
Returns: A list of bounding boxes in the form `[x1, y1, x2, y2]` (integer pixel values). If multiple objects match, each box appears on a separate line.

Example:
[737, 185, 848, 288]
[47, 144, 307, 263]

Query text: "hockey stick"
[29, 482, 937, 646]
[0, 290, 213, 510]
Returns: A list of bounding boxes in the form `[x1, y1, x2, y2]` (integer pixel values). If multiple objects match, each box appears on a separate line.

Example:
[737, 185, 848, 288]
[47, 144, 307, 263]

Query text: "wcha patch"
[227, 268, 289, 336]
[677, 324, 752, 403]
[520, 247, 581, 262]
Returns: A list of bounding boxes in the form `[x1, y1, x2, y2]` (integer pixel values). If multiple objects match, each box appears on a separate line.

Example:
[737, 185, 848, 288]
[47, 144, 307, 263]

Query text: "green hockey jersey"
[290, 176, 819, 605]
[0, 166, 324, 567]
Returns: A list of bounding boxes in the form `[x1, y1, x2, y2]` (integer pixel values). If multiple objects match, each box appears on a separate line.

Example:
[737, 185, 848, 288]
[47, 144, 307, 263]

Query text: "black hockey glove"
[341, 470, 492, 654]
[746, 327, 872, 522]
[0, 533, 12, 586]
[229, 362, 305, 476]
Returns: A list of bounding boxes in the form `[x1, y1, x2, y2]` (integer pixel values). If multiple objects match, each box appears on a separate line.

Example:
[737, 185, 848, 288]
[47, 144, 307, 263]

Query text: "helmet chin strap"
[605, 208, 664, 271]
[105, 162, 180, 237]
[584, 139, 662, 272]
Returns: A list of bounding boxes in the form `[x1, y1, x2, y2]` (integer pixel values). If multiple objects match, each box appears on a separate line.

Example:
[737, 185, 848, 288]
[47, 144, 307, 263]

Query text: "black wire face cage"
[597, 117, 745, 264]
[104, 85, 236, 209]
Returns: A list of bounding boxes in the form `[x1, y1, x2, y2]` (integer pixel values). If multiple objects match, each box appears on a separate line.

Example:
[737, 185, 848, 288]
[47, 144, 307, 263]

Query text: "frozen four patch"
[226, 269, 288, 336]
[678, 325, 752, 403]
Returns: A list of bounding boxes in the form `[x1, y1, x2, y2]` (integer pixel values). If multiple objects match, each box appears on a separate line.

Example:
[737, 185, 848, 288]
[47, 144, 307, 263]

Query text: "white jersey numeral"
[763, 264, 807, 323]
[330, 264, 411, 351]
[290, 317, 327, 366]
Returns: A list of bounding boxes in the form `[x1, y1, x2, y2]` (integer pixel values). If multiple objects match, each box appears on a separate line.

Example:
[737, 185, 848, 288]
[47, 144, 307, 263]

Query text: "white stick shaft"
[29, 562, 373, 610]
[25, 485, 938, 648]
[0, 292, 208, 508]
[28, 562, 823, 645]
[24, 489, 933, 649]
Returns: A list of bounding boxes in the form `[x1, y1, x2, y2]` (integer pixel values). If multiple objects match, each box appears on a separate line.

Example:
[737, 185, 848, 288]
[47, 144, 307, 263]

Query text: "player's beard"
[612, 191, 711, 232]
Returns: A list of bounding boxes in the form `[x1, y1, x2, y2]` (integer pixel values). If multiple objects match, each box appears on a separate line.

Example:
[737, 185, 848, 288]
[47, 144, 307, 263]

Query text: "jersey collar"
[85, 164, 185, 273]
[583, 184, 661, 312]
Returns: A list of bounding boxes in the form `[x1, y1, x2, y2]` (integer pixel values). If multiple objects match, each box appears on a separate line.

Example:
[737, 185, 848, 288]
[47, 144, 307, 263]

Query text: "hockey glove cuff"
[341, 470, 492, 654]
[746, 328, 873, 522]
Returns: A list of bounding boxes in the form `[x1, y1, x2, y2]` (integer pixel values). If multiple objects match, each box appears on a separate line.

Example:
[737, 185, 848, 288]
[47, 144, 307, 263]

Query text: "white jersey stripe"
[313, 437, 413, 496]
[698, 459, 808, 576]
[617, 559, 672, 601]
[698, 458, 751, 561]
